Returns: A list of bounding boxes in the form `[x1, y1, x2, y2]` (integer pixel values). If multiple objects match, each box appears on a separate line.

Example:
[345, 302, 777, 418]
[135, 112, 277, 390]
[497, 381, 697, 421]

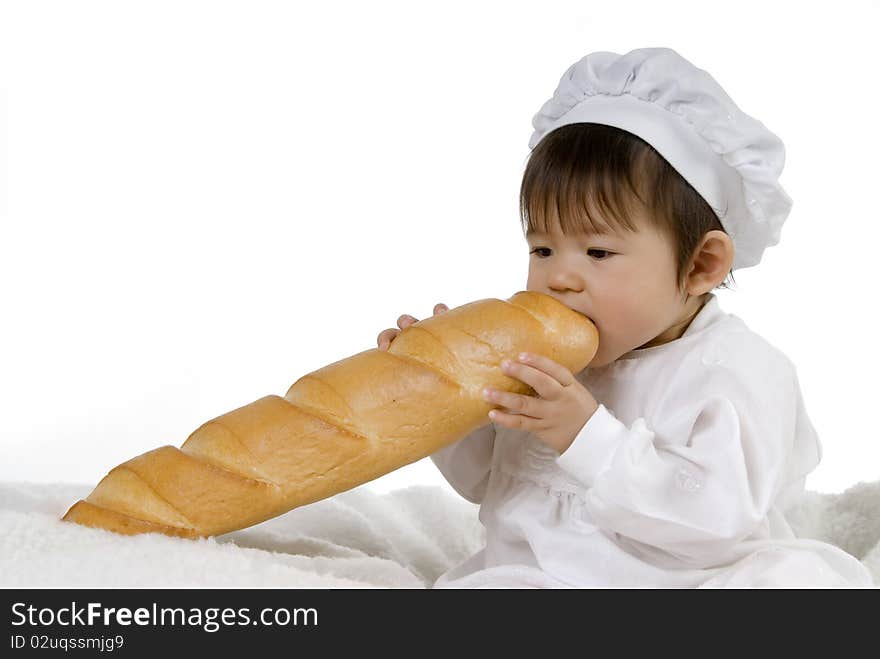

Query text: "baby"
[378, 48, 874, 588]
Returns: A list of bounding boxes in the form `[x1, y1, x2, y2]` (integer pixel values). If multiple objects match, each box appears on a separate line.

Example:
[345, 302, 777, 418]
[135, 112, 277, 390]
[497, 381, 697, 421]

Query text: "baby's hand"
[483, 352, 599, 454]
[377, 303, 449, 351]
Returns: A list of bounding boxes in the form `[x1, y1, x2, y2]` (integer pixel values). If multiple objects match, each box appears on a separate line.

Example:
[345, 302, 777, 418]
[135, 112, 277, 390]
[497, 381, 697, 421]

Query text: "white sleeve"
[430, 423, 496, 504]
[555, 357, 802, 564]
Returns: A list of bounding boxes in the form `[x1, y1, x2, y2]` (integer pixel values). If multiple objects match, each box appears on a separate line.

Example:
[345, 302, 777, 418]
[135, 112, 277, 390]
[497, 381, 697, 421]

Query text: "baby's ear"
[686, 231, 735, 295]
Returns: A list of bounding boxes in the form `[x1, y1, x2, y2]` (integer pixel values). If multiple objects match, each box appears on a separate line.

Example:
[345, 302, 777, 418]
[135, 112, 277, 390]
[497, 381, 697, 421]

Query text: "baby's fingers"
[397, 314, 419, 329]
[379, 306, 446, 351]
[377, 328, 400, 351]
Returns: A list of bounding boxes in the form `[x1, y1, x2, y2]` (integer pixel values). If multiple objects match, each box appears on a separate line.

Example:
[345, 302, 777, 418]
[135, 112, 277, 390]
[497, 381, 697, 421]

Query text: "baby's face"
[526, 214, 694, 369]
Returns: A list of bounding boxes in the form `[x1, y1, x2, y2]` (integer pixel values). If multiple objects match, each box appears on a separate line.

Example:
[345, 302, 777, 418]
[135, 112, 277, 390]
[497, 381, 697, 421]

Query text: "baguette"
[61, 290, 599, 539]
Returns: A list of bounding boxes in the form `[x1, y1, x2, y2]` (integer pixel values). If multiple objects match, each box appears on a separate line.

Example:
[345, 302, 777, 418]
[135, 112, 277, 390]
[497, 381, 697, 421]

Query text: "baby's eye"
[529, 247, 613, 260]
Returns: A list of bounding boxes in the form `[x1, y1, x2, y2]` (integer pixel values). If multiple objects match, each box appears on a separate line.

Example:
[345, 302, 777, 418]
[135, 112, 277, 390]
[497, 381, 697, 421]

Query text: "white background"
[1, 0, 877, 498]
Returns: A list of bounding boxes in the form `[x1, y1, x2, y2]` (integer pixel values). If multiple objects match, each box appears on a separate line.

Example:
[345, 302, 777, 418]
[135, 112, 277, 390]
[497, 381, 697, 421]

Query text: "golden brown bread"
[61, 290, 599, 538]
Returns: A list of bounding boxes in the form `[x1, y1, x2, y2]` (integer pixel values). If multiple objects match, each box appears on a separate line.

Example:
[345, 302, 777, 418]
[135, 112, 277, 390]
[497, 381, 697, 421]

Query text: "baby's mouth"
[562, 303, 596, 327]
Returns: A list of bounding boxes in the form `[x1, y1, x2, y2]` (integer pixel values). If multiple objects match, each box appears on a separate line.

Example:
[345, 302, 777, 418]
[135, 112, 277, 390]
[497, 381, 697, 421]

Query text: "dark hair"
[519, 123, 736, 296]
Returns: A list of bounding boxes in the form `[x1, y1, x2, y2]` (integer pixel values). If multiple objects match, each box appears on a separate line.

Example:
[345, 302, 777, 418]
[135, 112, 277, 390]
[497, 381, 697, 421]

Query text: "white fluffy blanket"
[1, 481, 878, 588]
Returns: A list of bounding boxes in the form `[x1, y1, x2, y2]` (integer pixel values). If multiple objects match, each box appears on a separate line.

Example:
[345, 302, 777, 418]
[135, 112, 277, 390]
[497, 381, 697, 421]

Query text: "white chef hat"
[528, 47, 792, 271]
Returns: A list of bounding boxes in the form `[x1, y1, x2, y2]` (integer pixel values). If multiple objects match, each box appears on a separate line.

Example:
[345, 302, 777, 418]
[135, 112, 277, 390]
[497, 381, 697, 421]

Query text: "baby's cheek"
[604, 304, 648, 350]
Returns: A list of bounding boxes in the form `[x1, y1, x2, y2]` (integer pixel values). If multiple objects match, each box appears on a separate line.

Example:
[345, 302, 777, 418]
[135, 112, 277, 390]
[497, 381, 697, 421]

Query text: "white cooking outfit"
[430, 294, 874, 588]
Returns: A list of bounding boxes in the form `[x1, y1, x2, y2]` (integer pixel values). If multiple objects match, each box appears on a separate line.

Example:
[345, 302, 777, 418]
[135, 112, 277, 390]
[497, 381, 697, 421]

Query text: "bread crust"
[61, 291, 598, 538]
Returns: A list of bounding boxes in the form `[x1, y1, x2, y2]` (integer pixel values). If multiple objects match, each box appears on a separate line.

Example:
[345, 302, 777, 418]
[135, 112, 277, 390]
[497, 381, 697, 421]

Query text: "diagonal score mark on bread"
[61, 291, 599, 538]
